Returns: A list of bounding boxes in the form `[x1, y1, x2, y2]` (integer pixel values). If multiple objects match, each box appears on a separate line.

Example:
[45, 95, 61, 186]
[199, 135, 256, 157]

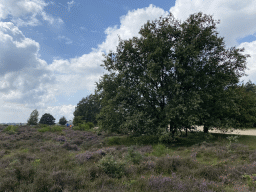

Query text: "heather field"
[1, 124, 256, 192]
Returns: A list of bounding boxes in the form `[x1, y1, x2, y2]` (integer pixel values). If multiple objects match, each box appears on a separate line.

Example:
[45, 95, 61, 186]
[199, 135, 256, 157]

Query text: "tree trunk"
[204, 124, 209, 133]
[185, 127, 188, 137]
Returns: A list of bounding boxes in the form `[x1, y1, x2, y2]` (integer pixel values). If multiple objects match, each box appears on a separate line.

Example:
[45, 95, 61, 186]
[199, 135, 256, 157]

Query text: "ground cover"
[0, 124, 256, 191]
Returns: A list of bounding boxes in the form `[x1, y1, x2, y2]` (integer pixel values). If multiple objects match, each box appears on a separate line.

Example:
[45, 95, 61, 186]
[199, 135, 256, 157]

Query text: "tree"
[73, 91, 101, 126]
[59, 116, 68, 125]
[27, 109, 39, 125]
[222, 81, 256, 128]
[96, 12, 250, 136]
[73, 116, 86, 126]
[244, 80, 256, 95]
[39, 113, 56, 125]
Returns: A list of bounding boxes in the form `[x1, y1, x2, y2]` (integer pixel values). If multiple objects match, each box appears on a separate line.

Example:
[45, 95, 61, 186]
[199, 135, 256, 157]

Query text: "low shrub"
[3, 125, 19, 135]
[73, 122, 94, 131]
[97, 154, 126, 179]
[159, 132, 177, 144]
[62, 142, 79, 151]
[38, 125, 63, 133]
[150, 143, 169, 157]
[106, 136, 122, 145]
[131, 135, 159, 145]
[125, 146, 144, 165]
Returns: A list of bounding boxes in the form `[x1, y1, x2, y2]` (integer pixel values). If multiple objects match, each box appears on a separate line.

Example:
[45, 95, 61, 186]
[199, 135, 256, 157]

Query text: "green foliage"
[125, 146, 143, 165]
[58, 116, 68, 125]
[159, 132, 177, 144]
[96, 12, 250, 136]
[105, 136, 122, 145]
[150, 143, 169, 157]
[72, 122, 94, 131]
[226, 135, 240, 152]
[27, 109, 39, 125]
[87, 122, 94, 129]
[3, 125, 19, 134]
[224, 84, 256, 129]
[73, 92, 101, 126]
[242, 174, 256, 189]
[39, 113, 56, 126]
[97, 154, 126, 179]
[73, 116, 86, 127]
[38, 125, 63, 133]
[131, 135, 159, 145]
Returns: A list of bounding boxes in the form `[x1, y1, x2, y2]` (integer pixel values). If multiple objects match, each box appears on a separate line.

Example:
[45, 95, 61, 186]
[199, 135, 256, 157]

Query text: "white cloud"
[67, 0, 75, 12]
[0, 4, 170, 123]
[169, 0, 256, 85]
[0, 21, 58, 113]
[169, 0, 256, 48]
[237, 41, 256, 83]
[1, 2, 256, 123]
[0, 0, 64, 27]
[57, 35, 73, 44]
[98, 4, 169, 54]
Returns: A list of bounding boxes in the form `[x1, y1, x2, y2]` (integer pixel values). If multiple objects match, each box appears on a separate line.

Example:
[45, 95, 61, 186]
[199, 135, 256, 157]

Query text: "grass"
[0, 124, 256, 191]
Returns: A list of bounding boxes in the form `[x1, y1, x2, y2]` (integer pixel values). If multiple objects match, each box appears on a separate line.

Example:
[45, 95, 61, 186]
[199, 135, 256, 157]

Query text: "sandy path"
[194, 125, 256, 136]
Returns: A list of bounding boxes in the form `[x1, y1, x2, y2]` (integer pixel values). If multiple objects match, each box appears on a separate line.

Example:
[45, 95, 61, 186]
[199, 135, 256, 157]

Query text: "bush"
[97, 154, 126, 179]
[132, 135, 159, 145]
[125, 146, 144, 165]
[38, 125, 63, 133]
[73, 122, 94, 131]
[151, 143, 169, 157]
[159, 133, 177, 144]
[3, 125, 19, 134]
[87, 122, 94, 129]
[106, 136, 122, 145]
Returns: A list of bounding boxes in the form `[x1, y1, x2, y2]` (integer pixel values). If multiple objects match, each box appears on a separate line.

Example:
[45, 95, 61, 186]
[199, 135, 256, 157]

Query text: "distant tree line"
[27, 109, 68, 126]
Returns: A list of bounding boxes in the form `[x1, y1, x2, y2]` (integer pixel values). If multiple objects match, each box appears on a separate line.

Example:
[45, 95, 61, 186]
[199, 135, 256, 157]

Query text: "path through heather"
[195, 125, 256, 136]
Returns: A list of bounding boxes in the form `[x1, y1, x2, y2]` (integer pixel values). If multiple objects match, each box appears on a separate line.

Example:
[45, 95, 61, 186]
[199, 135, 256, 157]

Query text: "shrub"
[159, 132, 177, 144]
[150, 143, 169, 157]
[75, 151, 104, 164]
[87, 122, 94, 129]
[125, 146, 144, 165]
[38, 125, 63, 133]
[97, 154, 126, 179]
[3, 125, 19, 134]
[73, 122, 94, 131]
[132, 135, 159, 145]
[79, 123, 90, 131]
[106, 136, 122, 145]
[87, 164, 104, 181]
[62, 142, 79, 151]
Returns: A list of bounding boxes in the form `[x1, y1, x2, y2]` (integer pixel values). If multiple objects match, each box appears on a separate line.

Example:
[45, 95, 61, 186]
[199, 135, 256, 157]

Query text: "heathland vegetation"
[1, 124, 256, 191]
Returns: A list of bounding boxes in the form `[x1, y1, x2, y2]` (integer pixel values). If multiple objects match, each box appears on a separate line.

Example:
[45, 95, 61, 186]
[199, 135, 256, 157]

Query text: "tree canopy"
[59, 116, 68, 125]
[27, 109, 39, 125]
[73, 91, 101, 126]
[95, 12, 250, 136]
[39, 113, 56, 126]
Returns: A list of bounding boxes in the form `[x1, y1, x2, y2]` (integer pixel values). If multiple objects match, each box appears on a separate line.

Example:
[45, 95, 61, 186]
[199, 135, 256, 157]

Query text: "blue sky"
[0, 0, 256, 124]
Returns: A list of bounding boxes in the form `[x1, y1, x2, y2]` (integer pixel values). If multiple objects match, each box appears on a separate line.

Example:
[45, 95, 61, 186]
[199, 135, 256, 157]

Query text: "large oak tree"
[96, 12, 250, 136]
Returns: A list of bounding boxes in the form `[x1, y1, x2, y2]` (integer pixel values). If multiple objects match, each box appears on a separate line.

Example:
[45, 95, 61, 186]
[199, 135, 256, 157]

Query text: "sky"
[0, 0, 256, 124]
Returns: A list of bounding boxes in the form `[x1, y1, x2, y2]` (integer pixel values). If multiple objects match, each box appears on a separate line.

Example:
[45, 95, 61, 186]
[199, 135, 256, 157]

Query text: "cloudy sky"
[0, 0, 256, 124]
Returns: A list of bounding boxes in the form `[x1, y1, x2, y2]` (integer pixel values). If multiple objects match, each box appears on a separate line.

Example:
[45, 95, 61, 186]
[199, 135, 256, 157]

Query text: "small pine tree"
[59, 116, 68, 125]
[39, 113, 56, 126]
[27, 109, 39, 125]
